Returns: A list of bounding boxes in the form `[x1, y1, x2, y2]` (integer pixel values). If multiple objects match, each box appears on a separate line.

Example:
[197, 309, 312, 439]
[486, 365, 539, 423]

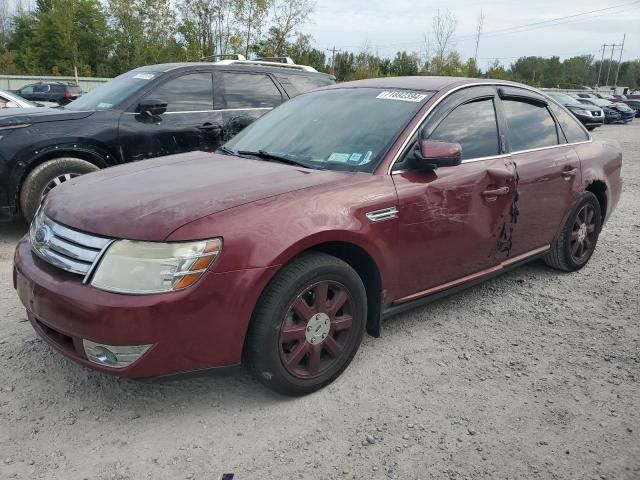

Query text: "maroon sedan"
[13, 77, 622, 395]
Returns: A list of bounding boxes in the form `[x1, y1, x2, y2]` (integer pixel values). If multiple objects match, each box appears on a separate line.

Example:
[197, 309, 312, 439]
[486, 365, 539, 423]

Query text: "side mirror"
[137, 99, 167, 116]
[412, 139, 462, 169]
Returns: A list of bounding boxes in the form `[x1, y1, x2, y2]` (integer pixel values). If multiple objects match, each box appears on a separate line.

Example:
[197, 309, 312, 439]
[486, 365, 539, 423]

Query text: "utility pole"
[596, 44, 606, 87]
[604, 43, 616, 87]
[613, 34, 626, 88]
[326, 46, 343, 75]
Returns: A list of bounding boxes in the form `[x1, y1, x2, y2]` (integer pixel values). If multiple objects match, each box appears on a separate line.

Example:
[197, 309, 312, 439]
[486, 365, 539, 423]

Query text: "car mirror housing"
[411, 139, 462, 170]
[138, 99, 168, 116]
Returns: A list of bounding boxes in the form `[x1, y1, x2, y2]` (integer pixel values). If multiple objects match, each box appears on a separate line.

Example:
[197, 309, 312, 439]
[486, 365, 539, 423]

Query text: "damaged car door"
[497, 87, 583, 257]
[391, 86, 518, 297]
[118, 72, 223, 161]
[213, 70, 284, 143]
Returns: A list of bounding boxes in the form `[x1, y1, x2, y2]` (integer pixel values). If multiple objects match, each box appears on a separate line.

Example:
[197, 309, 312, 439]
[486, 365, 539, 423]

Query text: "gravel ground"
[0, 123, 638, 480]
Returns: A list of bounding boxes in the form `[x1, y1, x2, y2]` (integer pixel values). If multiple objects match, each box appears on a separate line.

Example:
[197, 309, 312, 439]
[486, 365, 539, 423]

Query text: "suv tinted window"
[429, 98, 500, 160]
[19, 86, 34, 94]
[147, 73, 213, 112]
[548, 102, 589, 143]
[503, 99, 558, 151]
[274, 73, 333, 98]
[33, 84, 49, 93]
[216, 72, 282, 109]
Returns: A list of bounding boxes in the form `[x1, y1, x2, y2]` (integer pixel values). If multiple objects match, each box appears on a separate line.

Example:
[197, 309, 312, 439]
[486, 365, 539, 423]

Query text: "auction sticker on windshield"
[376, 91, 428, 102]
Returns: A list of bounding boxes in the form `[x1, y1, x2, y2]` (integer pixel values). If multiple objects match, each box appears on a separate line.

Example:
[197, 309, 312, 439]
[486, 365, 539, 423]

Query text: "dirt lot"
[1, 123, 639, 480]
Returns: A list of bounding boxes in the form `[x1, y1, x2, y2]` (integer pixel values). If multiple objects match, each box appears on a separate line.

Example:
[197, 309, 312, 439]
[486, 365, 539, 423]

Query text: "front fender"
[6, 140, 119, 210]
[166, 175, 401, 298]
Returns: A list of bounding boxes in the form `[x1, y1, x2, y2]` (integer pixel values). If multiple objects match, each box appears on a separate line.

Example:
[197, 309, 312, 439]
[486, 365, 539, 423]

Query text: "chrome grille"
[30, 208, 113, 277]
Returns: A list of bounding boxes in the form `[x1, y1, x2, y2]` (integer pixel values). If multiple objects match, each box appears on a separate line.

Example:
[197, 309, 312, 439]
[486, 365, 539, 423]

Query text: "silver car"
[0, 89, 58, 109]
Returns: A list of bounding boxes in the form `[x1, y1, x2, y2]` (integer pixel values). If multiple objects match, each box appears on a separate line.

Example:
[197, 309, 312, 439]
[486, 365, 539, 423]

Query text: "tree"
[390, 51, 419, 76]
[234, 0, 270, 57]
[266, 0, 314, 56]
[432, 8, 456, 74]
[473, 10, 484, 65]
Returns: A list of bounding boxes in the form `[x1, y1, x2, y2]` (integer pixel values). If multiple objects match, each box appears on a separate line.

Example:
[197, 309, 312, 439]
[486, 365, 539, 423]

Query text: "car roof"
[319, 76, 524, 93]
[133, 62, 334, 78]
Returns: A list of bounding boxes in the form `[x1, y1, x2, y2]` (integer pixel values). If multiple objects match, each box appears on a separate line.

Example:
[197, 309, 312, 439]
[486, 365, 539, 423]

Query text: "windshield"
[66, 70, 161, 111]
[547, 93, 579, 104]
[588, 98, 613, 107]
[224, 88, 433, 172]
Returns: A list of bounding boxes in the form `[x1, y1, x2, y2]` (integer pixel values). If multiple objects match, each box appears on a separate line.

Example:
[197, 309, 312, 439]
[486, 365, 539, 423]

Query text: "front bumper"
[572, 112, 604, 128]
[13, 238, 278, 377]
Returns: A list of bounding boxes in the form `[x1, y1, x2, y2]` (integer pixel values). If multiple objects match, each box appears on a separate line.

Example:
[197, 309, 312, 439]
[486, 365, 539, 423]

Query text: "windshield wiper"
[216, 146, 236, 156]
[237, 150, 311, 168]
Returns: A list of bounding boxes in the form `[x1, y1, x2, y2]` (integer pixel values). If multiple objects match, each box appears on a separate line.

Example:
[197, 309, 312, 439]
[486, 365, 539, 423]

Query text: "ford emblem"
[34, 226, 51, 246]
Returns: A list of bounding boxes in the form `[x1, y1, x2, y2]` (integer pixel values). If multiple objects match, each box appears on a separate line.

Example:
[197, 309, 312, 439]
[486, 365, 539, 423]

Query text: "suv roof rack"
[254, 56, 296, 64]
[200, 54, 247, 62]
[213, 58, 318, 73]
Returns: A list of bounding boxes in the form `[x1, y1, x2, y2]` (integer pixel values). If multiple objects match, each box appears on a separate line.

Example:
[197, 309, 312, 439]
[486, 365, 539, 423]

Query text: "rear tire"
[245, 252, 367, 396]
[19, 157, 99, 221]
[544, 192, 602, 272]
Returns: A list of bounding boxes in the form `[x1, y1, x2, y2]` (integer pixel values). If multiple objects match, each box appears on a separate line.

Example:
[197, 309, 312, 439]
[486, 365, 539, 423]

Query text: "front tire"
[544, 192, 602, 272]
[19, 157, 99, 221]
[245, 252, 367, 396]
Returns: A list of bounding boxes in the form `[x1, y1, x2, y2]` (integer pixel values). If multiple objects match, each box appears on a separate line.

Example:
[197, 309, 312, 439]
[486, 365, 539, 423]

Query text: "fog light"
[83, 340, 151, 368]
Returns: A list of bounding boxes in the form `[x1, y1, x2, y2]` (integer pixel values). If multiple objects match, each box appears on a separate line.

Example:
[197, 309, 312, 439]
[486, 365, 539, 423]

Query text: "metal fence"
[0, 75, 110, 92]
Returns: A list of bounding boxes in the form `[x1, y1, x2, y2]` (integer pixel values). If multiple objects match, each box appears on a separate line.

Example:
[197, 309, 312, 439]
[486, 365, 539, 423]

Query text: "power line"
[457, 1, 639, 40]
[320, 1, 640, 52]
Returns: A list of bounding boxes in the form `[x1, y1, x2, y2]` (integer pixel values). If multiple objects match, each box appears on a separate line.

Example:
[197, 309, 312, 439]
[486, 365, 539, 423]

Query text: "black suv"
[15, 81, 83, 105]
[0, 62, 335, 220]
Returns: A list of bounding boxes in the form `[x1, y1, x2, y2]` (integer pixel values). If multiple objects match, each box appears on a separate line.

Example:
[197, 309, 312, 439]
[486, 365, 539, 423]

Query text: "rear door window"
[215, 72, 283, 109]
[33, 84, 50, 93]
[502, 99, 559, 151]
[429, 98, 500, 160]
[548, 102, 589, 143]
[274, 73, 333, 98]
[146, 73, 213, 112]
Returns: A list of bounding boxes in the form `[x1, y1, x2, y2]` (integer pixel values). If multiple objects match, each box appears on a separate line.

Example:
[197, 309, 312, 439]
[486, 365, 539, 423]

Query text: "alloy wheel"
[570, 204, 597, 262]
[278, 281, 356, 379]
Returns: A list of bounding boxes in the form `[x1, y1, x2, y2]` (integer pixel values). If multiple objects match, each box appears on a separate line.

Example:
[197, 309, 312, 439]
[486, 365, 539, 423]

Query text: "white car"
[0, 89, 58, 109]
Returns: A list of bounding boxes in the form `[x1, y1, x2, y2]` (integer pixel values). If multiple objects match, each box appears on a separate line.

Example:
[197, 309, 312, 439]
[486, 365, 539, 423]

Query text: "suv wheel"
[20, 157, 99, 221]
[245, 252, 367, 396]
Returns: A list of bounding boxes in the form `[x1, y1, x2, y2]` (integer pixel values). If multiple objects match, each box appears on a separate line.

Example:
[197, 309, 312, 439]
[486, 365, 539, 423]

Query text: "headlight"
[91, 238, 222, 294]
[569, 108, 590, 116]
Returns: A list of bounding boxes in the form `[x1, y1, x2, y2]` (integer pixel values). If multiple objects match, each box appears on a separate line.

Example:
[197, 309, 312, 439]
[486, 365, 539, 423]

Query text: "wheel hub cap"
[577, 223, 587, 243]
[305, 313, 330, 345]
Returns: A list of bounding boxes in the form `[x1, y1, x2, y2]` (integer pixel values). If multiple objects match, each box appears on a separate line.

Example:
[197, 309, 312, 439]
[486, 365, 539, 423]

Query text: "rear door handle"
[481, 186, 510, 201]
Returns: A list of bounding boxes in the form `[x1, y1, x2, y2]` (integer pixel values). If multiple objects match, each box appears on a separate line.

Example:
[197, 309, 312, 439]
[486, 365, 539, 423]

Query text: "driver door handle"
[481, 186, 510, 201]
[561, 167, 578, 179]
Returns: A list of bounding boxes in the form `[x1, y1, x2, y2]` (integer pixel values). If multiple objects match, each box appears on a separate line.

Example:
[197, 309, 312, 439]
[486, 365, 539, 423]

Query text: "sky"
[305, 0, 640, 67]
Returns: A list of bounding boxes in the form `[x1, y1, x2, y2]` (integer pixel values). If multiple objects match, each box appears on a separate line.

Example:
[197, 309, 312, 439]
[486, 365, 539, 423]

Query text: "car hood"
[44, 151, 351, 241]
[0, 107, 94, 126]
[565, 102, 591, 109]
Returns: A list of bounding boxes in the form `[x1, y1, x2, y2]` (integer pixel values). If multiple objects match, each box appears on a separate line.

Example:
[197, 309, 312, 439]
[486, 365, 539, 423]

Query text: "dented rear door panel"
[509, 145, 581, 256]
